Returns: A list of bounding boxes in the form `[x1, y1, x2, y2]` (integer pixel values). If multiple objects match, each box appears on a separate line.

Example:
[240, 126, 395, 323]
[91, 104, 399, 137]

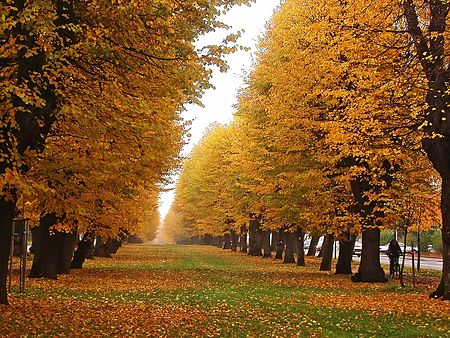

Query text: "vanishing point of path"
[1, 244, 450, 337]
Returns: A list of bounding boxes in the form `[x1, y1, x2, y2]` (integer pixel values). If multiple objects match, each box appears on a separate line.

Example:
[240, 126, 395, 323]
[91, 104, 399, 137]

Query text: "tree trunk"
[29, 215, 76, 277]
[317, 241, 325, 258]
[319, 234, 334, 271]
[109, 238, 122, 254]
[256, 227, 263, 256]
[262, 230, 271, 258]
[94, 237, 112, 258]
[230, 229, 239, 252]
[402, 0, 450, 300]
[307, 235, 320, 256]
[248, 219, 262, 256]
[223, 233, 231, 250]
[57, 231, 77, 274]
[29, 214, 60, 279]
[71, 233, 95, 269]
[296, 228, 305, 266]
[283, 232, 296, 264]
[204, 234, 213, 246]
[0, 199, 15, 305]
[239, 225, 248, 253]
[274, 231, 285, 260]
[239, 233, 248, 253]
[429, 175, 450, 299]
[216, 236, 223, 248]
[351, 228, 387, 282]
[271, 231, 279, 251]
[335, 235, 356, 274]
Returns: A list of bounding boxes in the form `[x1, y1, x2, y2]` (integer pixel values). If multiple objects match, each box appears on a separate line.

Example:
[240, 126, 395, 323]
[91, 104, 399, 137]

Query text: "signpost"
[8, 219, 29, 293]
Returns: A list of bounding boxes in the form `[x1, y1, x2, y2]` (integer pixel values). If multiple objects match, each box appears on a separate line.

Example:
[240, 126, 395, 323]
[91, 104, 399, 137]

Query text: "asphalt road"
[353, 253, 442, 271]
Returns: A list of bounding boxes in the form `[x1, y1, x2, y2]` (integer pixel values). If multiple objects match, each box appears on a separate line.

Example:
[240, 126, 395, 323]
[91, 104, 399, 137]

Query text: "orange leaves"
[0, 0, 255, 244]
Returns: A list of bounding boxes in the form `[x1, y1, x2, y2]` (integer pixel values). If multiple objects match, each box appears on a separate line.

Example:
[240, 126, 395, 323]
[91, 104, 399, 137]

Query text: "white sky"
[157, 0, 281, 222]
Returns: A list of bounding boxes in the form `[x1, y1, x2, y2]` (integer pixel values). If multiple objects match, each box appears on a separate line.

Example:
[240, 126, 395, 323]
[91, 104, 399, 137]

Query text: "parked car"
[379, 244, 389, 254]
[353, 241, 362, 257]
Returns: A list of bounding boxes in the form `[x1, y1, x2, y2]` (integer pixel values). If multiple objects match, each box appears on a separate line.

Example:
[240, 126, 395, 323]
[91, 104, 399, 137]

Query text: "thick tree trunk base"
[283, 232, 296, 264]
[274, 250, 283, 260]
[29, 214, 61, 280]
[271, 231, 279, 252]
[319, 234, 334, 271]
[57, 231, 77, 274]
[335, 236, 356, 275]
[306, 235, 320, 256]
[296, 228, 305, 266]
[430, 281, 446, 299]
[429, 240, 449, 300]
[94, 238, 112, 258]
[248, 219, 262, 256]
[283, 256, 295, 264]
[223, 234, 231, 250]
[230, 230, 238, 252]
[262, 231, 271, 258]
[352, 228, 387, 283]
[351, 270, 387, 283]
[71, 233, 95, 269]
[109, 239, 122, 254]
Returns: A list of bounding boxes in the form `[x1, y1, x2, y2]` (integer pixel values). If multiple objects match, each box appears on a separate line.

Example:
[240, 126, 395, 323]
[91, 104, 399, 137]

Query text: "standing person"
[387, 239, 402, 278]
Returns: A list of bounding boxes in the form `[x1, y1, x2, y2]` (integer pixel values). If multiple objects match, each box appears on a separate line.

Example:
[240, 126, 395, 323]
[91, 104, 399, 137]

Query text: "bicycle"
[389, 255, 400, 279]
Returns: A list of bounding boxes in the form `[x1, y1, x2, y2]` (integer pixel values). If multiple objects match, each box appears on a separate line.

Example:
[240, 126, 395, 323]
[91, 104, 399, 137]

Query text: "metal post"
[20, 220, 28, 292]
[411, 251, 416, 287]
[417, 227, 421, 272]
[8, 222, 15, 292]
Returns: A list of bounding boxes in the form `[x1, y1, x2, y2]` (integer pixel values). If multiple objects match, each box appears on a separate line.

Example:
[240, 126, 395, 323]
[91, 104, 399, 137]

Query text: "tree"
[401, 0, 450, 300]
[0, 0, 82, 304]
[0, 0, 254, 304]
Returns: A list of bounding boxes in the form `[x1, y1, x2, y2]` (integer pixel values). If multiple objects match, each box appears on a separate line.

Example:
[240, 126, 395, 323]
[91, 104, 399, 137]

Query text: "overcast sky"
[158, 0, 281, 222]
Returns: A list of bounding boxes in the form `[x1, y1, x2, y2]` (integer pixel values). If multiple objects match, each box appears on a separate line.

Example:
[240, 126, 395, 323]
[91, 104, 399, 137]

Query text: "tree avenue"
[165, 0, 449, 301]
[0, 0, 254, 305]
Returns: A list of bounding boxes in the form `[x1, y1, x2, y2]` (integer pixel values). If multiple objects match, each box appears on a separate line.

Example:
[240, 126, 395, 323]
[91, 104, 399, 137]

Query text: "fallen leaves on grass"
[2, 244, 449, 337]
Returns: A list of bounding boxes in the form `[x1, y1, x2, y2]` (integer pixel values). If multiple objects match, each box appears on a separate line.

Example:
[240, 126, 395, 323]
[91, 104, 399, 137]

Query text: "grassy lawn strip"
[2, 244, 449, 337]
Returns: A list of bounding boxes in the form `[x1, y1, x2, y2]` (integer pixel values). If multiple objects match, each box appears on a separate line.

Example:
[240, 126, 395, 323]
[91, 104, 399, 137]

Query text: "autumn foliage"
[165, 0, 450, 300]
[1, 0, 450, 314]
[0, 0, 254, 304]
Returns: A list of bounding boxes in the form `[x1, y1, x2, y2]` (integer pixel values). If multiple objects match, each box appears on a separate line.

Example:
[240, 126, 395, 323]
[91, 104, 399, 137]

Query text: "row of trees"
[0, 0, 253, 305]
[164, 0, 450, 300]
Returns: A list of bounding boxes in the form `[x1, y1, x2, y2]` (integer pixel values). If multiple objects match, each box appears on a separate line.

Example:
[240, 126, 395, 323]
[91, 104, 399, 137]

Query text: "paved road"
[353, 253, 442, 271]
